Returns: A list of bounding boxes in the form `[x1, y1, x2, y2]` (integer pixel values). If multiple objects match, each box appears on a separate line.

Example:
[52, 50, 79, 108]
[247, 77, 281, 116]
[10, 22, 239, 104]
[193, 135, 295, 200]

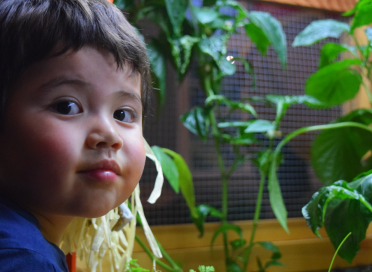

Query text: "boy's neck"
[29, 209, 74, 246]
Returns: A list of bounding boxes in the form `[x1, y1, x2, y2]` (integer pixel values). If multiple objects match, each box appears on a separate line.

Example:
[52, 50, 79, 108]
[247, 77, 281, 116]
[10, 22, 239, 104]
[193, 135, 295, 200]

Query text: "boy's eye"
[53, 101, 81, 115]
[113, 109, 135, 123]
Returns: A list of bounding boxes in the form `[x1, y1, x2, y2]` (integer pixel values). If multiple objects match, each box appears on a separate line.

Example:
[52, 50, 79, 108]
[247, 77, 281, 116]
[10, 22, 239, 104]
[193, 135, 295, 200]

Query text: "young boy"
[0, 0, 151, 271]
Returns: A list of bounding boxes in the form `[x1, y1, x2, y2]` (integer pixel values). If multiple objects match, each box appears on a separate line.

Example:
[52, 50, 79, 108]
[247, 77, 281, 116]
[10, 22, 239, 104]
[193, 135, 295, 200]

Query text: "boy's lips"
[79, 160, 121, 183]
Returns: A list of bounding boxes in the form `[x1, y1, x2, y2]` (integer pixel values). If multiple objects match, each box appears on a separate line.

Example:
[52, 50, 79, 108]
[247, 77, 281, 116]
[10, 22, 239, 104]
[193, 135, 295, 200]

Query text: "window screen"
[140, 1, 349, 225]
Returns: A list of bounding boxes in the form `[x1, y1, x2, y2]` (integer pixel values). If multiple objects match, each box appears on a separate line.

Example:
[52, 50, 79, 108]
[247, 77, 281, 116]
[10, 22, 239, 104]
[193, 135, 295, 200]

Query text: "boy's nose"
[85, 117, 123, 151]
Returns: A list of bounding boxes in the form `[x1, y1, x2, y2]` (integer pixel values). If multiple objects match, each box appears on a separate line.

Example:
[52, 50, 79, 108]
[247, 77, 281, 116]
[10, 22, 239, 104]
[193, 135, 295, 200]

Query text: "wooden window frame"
[260, 0, 357, 12]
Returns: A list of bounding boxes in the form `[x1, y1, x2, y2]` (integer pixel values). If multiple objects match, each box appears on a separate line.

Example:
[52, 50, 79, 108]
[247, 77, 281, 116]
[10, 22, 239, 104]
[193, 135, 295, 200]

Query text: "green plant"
[269, 0, 372, 265]
[115, 0, 372, 270]
[114, 0, 290, 271]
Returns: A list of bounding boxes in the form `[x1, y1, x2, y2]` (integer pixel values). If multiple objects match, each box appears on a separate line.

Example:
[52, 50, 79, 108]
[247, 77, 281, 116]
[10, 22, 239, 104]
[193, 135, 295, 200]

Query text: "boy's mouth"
[79, 160, 121, 183]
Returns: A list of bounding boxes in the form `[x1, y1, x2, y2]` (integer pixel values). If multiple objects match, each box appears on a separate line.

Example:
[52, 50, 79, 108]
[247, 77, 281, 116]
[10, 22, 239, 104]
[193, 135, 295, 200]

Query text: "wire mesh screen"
[140, 1, 349, 225]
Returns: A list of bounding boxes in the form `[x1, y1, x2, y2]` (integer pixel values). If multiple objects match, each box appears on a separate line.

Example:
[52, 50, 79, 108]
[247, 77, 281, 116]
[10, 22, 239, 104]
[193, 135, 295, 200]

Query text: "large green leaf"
[162, 148, 197, 218]
[193, 6, 219, 24]
[302, 187, 329, 237]
[245, 23, 271, 56]
[147, 40, 167, 110]
[198, 35, 229, 62]
[303, 179, 372, 262]
[169, 35, 200, 76]
[342, 0, 372, 16]
[292, 19, 350, 47]
[311, 109, 372, 185]
[324, 196, 371, 262]
[180, 107, 211, 140]
[218, 57, 236, 76]
[244, 120, 275, 133]
[247, 11, 287, 68]
[164, 0, 187, 37]
[305, 59, 362, 106]
[351, 3, 372, 32]
[151, 146, 179, 193]
[319, 43, 357, 69]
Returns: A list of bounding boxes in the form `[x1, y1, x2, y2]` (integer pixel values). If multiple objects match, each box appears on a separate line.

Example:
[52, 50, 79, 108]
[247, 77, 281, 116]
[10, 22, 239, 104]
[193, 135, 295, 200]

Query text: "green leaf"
[351, 3, 372, 32]
[247, 11, 287, 68]
[266, 94, 316, 126]
[292, 19, 350, 47]
[218, 57, 236, 76]
[206, 95, 257, 117]
[194, 6, 219, 24]
[268, 155, 288, 232]
[217, 121, 252, 128]
[324, 196, 372, 262]
[169, 35, 200, 76]
[192, 204, 223, 236]
[319, 43, 357, 69]
[266, 94, 327, 109]
[151, 146, 179, 193]
[244, 120, 274, 133]
[256, 241, 280, 257]
[198, 35, 229, 62]
[211, 223, 242, 247]
[245, 23, 271, 56]
[302, 187, 329, 237]
[162, 148, 197, 218]
[304, 179, 372, 262]
[180, 106, 210, 140]
[311, 109, 372, 185]
[164, 0, 187, 37]
[305, 59, 362, 106]
[226, 260, 243, 272]
[230, 239, 246, 250]
[342, 0, 372, 16]
[147, 40, 167, 110]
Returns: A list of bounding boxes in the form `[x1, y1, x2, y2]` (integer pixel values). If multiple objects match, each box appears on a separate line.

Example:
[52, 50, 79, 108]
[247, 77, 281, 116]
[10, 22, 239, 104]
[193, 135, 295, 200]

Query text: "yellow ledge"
[133, 218, 372, 271]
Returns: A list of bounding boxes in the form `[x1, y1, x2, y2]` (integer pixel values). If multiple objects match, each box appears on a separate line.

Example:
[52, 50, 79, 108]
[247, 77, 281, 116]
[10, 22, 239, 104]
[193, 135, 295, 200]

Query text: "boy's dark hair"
[0, 0, 151, 123]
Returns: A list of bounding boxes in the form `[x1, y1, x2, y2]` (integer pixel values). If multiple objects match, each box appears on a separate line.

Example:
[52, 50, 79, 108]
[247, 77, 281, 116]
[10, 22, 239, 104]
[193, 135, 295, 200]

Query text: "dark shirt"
[0, 198, 69, 271]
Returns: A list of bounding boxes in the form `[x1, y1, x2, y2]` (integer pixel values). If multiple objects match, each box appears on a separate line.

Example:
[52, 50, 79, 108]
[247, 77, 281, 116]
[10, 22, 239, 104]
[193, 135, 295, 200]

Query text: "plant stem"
[135, 235, 176, 272]
[157, 241, 182, 271]
[328, 232, 352, 272]
[274, 122, 372, 158]
[205, 76, 230, 262]
[243, 171, 267, 271]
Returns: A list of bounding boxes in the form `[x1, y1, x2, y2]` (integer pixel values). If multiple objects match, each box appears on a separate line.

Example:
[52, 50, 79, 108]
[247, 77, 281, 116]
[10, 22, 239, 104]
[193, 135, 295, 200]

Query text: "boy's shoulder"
[0, 198, 69, 272]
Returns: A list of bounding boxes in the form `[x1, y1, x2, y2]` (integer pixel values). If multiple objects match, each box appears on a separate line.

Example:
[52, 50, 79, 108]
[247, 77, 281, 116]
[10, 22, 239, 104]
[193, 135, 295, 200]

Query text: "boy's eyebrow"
[39, 77, 142, 106]
[115, 91, 142, 108]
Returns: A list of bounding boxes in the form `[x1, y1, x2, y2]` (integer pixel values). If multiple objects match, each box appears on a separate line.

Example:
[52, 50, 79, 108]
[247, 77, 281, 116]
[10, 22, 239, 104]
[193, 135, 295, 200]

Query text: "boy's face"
[0, 47, 146, 218]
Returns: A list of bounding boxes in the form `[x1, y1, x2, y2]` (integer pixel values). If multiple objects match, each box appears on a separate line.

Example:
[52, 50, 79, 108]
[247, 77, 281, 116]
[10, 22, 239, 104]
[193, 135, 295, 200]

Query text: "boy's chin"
[73, 201, 123, 219]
